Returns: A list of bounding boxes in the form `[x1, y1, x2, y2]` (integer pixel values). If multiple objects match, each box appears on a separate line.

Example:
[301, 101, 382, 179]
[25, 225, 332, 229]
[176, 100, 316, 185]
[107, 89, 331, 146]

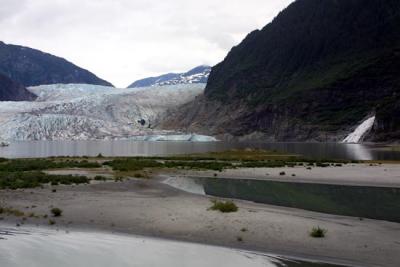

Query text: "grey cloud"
[0, 0, 294, 87]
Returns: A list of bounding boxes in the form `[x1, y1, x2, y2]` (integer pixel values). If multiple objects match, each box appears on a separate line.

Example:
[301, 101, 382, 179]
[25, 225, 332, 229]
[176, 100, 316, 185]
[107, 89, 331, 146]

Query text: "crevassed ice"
[0, 83, 216, 141]
[125, 134, 217, 142]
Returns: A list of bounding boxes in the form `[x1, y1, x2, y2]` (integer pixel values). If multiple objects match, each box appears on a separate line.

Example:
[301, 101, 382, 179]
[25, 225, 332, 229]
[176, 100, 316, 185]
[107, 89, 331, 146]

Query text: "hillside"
[0, 73, 36, 101]
[163, 0, 400, 142]
[0, 41, 112, 87]
[128, 65, 210, 88]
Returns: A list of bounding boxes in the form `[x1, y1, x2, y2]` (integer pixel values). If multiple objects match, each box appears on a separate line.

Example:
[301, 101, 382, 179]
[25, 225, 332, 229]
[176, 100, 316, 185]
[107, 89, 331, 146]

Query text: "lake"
[0, 226, 345, 267]
[163, 176, 400, 222]
[0, 140, 399, 160]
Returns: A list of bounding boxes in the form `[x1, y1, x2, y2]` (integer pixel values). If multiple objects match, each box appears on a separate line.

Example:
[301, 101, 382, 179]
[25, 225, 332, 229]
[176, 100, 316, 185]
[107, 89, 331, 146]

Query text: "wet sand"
[1, 172, 400, 267]
[184, 164, 400, 188]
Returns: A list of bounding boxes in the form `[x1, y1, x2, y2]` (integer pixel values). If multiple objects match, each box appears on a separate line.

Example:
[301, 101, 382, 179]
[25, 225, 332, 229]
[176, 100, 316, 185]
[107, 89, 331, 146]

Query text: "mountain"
[163, 0, 400, 142]
[0, 73, 36, 101]
[128, 65, 211, 88]
[0, 41, 113, 87]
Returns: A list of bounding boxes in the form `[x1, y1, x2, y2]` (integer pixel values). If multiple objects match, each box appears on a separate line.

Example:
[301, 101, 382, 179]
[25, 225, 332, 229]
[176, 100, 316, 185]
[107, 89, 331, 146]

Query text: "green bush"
[310, 226, 327, 238]
[0, 159, 101, 172]
[165, 161, 232, 171]
[51, 208, 62, 217]
[316, 162, 330, 167]
[94, 175, 107, 181]
[0, 171, 89, 189]
[209, 200, 238, 213]
[105, 159, 163, 171]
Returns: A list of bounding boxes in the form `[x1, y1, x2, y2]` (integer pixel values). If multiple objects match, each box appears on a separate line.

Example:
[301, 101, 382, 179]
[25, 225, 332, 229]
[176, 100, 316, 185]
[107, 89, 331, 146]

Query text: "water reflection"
[0, 140, 398, 160]
[0, 226, 339, 267]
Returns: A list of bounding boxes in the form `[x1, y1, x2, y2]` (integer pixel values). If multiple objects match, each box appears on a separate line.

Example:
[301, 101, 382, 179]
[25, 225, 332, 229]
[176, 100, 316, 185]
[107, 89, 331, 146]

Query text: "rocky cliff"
[0, 73, 36, 101]
[163, 0, 400, 142]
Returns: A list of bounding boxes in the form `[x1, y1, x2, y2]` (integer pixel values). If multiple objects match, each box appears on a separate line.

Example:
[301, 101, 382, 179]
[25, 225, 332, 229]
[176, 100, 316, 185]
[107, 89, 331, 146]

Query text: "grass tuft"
[209, 200, 238, 213]
[310, 226, 327, 238]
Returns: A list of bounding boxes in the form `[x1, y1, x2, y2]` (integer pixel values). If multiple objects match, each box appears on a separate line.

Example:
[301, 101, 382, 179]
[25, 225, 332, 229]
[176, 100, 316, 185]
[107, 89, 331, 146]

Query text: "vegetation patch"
[51, 208, 62, 217]
[0, 171, 89, 189]
[310, 226, 327, 238]
[176, 149, 297, 161]
[0, 159, 101, 172]
[165, 161, 232, 171]
[94, 175, 108, 181]
[104, 158, 232, 172]
[209, 199, 238, 213]
[104, 159, 163, 171]
[0, 206, 25, 217]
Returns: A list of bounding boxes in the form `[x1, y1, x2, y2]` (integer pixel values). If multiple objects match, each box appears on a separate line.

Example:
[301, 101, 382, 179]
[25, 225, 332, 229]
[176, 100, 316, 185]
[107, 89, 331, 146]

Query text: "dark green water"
[202, 178, 400, 222]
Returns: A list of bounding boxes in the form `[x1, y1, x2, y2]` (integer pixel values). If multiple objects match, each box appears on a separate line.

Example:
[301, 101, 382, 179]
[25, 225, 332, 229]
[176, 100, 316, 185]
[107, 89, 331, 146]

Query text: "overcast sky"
[0, 0, 294, 87]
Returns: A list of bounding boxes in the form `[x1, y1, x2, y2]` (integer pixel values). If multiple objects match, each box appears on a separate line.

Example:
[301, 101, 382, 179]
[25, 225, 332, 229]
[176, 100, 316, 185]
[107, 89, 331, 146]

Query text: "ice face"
[0, 83, 215, 141]
[125, 134, 218, 142]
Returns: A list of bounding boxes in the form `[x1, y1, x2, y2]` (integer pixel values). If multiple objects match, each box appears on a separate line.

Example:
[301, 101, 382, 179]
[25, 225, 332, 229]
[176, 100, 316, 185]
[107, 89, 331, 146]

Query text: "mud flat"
[1, 175, 400, 267]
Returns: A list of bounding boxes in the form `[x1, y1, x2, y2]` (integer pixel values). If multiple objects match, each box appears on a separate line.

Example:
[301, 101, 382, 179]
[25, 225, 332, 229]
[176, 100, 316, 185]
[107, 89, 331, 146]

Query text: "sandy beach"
[184, 163, 400, 188]
[1, 166, 400, 267]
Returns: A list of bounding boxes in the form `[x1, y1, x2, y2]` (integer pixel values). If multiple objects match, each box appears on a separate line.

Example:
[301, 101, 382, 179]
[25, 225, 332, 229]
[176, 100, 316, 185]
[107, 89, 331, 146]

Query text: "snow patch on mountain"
[0, 83, 209, 141]
[128, 66, 211, 88]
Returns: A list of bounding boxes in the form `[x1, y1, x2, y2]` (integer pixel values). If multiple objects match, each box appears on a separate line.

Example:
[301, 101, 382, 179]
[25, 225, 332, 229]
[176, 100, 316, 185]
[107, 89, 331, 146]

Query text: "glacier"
[124, 134, 217, 142]
[0, 83, 215, 141]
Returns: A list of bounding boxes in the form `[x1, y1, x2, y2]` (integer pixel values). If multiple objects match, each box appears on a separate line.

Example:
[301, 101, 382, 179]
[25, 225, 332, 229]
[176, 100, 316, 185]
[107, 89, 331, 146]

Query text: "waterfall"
[342, 116, 375, 143]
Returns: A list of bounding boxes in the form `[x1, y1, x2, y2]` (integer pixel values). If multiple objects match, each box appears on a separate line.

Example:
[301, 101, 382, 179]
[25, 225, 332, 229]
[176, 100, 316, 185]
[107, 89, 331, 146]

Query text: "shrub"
[316, 162, 330, 168]
[49, 219, 56, 225]
[0, 171, 89, 189]
[51, 208, 62, 217]
[0, 159, 100, 172]
[0, 207, 24, 217]
[165, 161, 232, 171]
[310, 226, 327, 238]
[105, 159, 163, 171]
[209, 200, 238, 213]
[94, 175, 107, 181]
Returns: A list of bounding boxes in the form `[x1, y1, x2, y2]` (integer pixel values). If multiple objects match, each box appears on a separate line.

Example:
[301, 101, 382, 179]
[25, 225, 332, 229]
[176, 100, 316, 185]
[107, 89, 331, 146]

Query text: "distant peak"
[128, 65, 212, 88]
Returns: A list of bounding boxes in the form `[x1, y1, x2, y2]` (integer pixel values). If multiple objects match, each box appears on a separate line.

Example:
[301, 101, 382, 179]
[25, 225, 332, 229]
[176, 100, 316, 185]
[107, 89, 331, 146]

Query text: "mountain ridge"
[162, 0, 400, 142]
[128, 65, 211, 88]
[0, 41, 113, 87]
